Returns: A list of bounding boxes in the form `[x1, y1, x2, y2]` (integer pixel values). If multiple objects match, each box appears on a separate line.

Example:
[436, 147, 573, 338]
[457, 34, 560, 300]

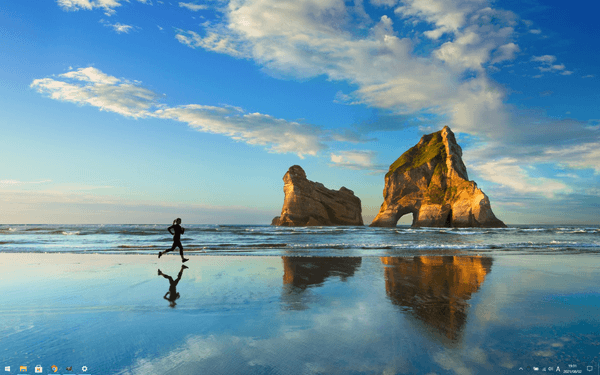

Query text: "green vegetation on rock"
[432, 160, 448, 178]
[385, 131, 446, 178]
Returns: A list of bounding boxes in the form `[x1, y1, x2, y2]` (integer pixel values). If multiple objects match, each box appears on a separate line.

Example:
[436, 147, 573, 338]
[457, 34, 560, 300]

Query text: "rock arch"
[370, 127, 505, 228]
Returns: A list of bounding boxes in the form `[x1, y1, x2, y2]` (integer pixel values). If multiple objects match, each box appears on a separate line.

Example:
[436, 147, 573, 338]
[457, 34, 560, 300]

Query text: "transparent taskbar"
[3, 362, 599, 374]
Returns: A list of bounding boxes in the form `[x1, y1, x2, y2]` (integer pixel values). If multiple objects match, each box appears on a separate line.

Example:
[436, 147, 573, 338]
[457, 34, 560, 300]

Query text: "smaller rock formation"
[371, 126, 506, 228]
[272, 165, 363, 226]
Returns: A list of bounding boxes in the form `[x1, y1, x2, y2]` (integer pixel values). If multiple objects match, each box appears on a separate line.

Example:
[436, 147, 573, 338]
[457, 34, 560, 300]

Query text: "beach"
[1, 252, 599, 374]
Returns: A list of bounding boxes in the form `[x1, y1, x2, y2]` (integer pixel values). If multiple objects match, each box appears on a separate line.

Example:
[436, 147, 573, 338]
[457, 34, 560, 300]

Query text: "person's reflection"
[158, 265, 188, 308]
[281, 256, 362, 310]
[381, 256, 492, 342]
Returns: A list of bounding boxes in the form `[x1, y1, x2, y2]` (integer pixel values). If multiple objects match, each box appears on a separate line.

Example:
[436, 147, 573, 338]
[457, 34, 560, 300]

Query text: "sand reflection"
[381, 256, 492, 342]
[158, 265, 188, 308]
[281, 257, 362, 310]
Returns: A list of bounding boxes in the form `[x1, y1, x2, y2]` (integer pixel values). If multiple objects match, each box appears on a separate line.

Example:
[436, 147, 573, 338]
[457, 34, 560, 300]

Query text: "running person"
[158, 218, 188, 262]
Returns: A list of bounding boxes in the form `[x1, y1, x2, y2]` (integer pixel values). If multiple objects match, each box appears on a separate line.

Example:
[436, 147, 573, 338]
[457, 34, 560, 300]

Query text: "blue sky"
[1, 0, 598, 224]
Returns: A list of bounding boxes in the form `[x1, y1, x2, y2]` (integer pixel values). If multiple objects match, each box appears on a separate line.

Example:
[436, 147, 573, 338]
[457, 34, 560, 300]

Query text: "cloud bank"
[31, 67, 328, 158]
[46, 1, 600, 203]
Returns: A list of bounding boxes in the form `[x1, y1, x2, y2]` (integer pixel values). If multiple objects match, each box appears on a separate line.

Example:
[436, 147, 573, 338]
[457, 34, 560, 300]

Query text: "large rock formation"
[371, 126, 506, 228]
[272, 165, 364, 226]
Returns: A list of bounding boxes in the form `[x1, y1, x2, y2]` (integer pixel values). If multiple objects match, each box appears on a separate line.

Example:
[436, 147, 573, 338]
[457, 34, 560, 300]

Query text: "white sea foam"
[0, 224, 598, 255]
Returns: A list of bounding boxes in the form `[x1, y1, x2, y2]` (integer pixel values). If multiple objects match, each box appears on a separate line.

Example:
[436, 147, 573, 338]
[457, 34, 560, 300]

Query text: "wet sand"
[1, 253, 599, 374]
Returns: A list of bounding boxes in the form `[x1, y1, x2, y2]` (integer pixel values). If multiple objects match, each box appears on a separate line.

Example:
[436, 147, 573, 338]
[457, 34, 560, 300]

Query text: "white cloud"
[173, 0, 519, 140]
[529, 29, 541, 34]
[490, 42, 520, 64]
[329, 150, 384, 170]
[333, 91, 356, 105]
[370, 0, 399, 6]
[155, 105, 326, 157]
[56, 0, 148, 15]
[555, 173, 579, 179]
[470, 158, 571, 198]
[104, 22, 136, 33]
[31, 67, 159, 118]
[175, 30, 249, 58]
[61, 66, 121, 84]
[531, 55, 571, 76]
[0, 179, 52, 186]
[32, 67, 326, 158]
[582, 74, 595, 78]
[543, 142, 600, 174]
[586, 187, 600, 196]
[531, 55, 556, 64]
[430, 19, 518, 71]
[394, 0, 479, 40]
[179, 2, 208, 11]
[433, 30, 491, 71]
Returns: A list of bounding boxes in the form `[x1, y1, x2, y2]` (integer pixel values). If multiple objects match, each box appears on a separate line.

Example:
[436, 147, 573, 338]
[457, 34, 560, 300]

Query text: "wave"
[2, 224, 599, 256]
[117, 244, 159, 248]
[440, 230, 485, 235]
[116, 230, 164, 236]
[280, 241, 600, 251]
[202, 243, 288, 249]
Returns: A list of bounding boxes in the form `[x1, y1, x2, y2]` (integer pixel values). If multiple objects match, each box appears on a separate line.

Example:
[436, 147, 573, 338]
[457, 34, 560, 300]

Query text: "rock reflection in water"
[381, 256, 492, 342]
[281, 257, 362, 310]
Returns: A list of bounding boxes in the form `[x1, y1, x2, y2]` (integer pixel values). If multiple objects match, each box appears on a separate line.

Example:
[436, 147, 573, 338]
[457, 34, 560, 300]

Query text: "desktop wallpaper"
[1, 1, 599, 375]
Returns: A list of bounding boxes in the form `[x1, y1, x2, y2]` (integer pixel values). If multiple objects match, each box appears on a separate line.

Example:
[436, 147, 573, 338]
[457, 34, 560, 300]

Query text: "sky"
[0, 0, 599, 225]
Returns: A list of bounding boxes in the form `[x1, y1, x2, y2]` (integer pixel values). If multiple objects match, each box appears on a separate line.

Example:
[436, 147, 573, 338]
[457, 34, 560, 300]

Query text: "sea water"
[1, 254, 599, 374]
[1, 225, 600, 374]
[1, 224, 599, 256]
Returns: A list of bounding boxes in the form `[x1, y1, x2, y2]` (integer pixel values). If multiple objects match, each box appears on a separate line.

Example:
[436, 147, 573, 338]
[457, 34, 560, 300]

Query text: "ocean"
[2, 224, 600, 374]
[1, 224, 599, 256]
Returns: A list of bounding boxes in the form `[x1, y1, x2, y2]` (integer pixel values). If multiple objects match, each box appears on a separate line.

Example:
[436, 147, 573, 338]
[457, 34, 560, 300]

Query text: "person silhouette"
[158, 218, 188, 262]
[158, 265, 188, 308]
